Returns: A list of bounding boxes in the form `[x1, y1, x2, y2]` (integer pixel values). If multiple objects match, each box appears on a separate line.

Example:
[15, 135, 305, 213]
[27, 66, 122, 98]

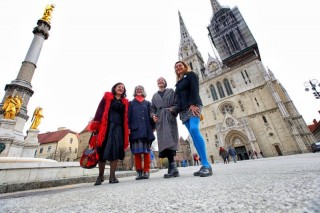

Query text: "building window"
[223, 79, 233, 95]
[241, 71, 247, 84]
[244, 70, 251, 83]
[69, 147, 72, 153]
[217, 82, 225, 98]
[47, 146, 52, 153]
[189, 62, 193, 70]
[262, 116, 268, 123]
[229, 31, 240, 51]
[39, 147, 43, 154]
[220, 104, 234, 115]
[66, 158, 70, 162]
[210, 85, 219, 101]
[70, 138, 73, 144]
[255, 98, 260, 106]
[75, 148, 77, 154]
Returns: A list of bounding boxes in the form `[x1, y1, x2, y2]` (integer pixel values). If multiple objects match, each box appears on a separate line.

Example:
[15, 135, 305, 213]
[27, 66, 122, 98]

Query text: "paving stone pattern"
[0, 153, 319, 213]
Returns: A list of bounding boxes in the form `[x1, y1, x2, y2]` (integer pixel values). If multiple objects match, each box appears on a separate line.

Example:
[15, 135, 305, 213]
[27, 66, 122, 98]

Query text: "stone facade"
[36, 128, 79, 162]
[177, 0, 315, 161]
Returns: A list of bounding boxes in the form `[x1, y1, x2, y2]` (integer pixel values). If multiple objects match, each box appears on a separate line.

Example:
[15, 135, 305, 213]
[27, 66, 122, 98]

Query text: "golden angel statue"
[30, 107, 44, 129]
[41, 4, 55, 24]
[2, 95, 22, 119]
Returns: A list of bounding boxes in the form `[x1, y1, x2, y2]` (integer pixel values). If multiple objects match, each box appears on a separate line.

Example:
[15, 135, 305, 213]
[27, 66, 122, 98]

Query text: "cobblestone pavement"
[1, 153, 320, 213]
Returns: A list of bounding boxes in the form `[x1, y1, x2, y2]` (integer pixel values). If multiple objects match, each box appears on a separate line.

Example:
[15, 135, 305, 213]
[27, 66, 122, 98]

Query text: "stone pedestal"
[21, 129, 40, 158]
[0, 119, 17, 157]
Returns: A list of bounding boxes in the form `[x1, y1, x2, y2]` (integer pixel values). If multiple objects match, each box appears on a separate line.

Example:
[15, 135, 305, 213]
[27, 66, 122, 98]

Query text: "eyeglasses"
[136, 88, 143, 91]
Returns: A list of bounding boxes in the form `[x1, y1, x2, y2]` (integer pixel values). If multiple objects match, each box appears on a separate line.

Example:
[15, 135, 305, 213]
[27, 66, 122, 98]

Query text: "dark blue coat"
[175, 71, 203, 112]
[128, 99, 155, 143]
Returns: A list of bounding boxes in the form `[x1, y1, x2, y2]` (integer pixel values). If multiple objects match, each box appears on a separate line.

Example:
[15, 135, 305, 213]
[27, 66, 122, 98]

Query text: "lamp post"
[304, 79, 320, 99]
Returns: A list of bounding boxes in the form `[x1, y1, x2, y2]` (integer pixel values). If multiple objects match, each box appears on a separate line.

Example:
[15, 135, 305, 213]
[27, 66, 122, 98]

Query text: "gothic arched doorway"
[225, 130, 250, 160]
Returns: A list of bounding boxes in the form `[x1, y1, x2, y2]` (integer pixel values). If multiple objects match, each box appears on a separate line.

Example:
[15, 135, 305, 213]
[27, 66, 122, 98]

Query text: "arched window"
[210, 85, 218, 101]
[189, 62, 193, 70]
[217, 82, 225, 98]
[223, 79, 233, 95]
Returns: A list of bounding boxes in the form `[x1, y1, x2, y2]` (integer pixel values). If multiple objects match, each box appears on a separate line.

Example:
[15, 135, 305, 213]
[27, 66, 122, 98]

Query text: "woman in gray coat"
[151, 77, 180, 178]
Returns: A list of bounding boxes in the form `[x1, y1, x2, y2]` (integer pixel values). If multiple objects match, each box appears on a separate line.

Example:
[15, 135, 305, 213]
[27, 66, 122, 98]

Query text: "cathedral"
[178, 0, 315, 161]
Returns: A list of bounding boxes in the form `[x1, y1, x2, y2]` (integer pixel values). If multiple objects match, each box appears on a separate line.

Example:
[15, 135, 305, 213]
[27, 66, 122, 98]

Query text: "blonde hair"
[133, 85, 147, 97]
[174, 60, 191, 81]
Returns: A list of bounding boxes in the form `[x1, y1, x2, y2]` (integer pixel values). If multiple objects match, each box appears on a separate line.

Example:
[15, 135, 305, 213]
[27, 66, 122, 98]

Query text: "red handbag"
[80, 132, 99, 169]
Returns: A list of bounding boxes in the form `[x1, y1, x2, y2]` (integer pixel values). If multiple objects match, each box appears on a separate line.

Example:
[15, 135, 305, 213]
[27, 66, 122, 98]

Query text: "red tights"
[134, 153, 150, 172]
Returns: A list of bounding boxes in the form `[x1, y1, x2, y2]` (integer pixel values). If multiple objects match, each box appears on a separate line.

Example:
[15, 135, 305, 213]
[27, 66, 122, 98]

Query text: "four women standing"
[88, 59, 213, 185]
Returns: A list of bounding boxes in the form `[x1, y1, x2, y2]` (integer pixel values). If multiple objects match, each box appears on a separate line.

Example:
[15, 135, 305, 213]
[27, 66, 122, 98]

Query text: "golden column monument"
[0, 5, 55, 157]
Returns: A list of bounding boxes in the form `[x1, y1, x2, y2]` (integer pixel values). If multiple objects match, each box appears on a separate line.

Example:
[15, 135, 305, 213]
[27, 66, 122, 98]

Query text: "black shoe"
[164, 163, 180, 178]
[199, 166, 213, 177]
[193, 169, 201, 176]
[94, 176, 103, 186]
[136, 170, 143, 180]
[109, 178, 119, 184]
[142, 172, 150, 179]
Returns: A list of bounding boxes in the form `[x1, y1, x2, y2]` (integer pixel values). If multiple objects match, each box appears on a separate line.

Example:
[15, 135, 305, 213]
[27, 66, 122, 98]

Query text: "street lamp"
[304, 79, 320, 99]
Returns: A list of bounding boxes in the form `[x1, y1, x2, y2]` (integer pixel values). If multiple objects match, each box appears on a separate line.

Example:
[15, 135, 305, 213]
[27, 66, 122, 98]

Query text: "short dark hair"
[111, 82, 126, 98]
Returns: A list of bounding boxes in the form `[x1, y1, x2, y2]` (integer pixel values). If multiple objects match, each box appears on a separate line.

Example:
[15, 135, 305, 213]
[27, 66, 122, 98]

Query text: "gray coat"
[151, 89, 179, 153]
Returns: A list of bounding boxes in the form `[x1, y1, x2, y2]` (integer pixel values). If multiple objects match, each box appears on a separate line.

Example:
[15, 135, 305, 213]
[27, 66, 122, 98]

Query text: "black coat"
[128, 99, 155, 143]
[175, 71, 202, 112]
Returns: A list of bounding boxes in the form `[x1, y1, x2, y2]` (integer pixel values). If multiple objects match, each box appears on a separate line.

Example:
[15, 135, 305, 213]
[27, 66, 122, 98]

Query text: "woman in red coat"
[89, 82, 129, 185]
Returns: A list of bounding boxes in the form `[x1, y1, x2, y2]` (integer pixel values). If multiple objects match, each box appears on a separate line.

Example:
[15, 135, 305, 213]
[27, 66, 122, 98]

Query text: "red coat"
[89, 92, 129, 149]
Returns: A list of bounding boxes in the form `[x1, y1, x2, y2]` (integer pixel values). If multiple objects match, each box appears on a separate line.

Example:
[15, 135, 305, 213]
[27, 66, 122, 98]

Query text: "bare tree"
[54, 147, 71, 162]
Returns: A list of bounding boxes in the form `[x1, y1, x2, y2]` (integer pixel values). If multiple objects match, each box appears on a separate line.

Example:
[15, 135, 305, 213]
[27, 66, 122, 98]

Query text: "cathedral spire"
[178, 11, 205, 81]
[210, 0, 222, 14]
[178, 11, 191, 43]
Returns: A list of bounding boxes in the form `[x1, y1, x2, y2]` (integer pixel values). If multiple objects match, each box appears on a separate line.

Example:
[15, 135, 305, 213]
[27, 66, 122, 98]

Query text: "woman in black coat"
[174, 60, 212, 177]
[128, 85, 155, 180]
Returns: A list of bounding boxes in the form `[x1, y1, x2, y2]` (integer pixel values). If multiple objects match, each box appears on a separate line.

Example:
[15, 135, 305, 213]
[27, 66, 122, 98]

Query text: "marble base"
[0, 157, 109, 185]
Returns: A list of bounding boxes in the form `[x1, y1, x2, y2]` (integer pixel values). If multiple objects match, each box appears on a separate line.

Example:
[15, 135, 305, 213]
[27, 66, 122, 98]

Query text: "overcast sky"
[0, 0, 319, 139]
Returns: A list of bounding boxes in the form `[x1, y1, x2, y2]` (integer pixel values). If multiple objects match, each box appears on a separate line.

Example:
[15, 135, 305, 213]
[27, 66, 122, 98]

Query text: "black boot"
[164, 163, 179, 178]
[142, 171, 150, 179]
[136, 170, 143, 180]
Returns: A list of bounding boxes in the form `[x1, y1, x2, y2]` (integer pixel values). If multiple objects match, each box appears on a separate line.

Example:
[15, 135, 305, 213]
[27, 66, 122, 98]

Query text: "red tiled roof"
[38, 129, 78, 144]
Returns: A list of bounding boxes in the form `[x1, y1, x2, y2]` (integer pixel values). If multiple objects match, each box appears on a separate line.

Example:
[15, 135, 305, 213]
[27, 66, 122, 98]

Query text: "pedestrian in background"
[228, 146, 237, 163]
[89, 82, 129, 185]
[193, 153, 200, 166]
[150, 149, 155, 169]
[151, 77, 180, 178]
[129, 85, 155, 180]
[174, 60, 212, 177]
[219, 147, 229, 164]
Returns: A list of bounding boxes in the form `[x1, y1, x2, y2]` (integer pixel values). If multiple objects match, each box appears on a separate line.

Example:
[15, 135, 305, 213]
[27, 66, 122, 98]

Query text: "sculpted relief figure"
[41, 4, 55, 24]
[2, 95, 22, 119]
[30, 107, 44, 129]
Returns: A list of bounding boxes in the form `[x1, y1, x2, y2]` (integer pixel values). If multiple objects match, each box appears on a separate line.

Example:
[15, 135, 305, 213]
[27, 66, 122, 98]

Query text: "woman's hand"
[152, 115, 158, 123]
[189, 105, 200, 116]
